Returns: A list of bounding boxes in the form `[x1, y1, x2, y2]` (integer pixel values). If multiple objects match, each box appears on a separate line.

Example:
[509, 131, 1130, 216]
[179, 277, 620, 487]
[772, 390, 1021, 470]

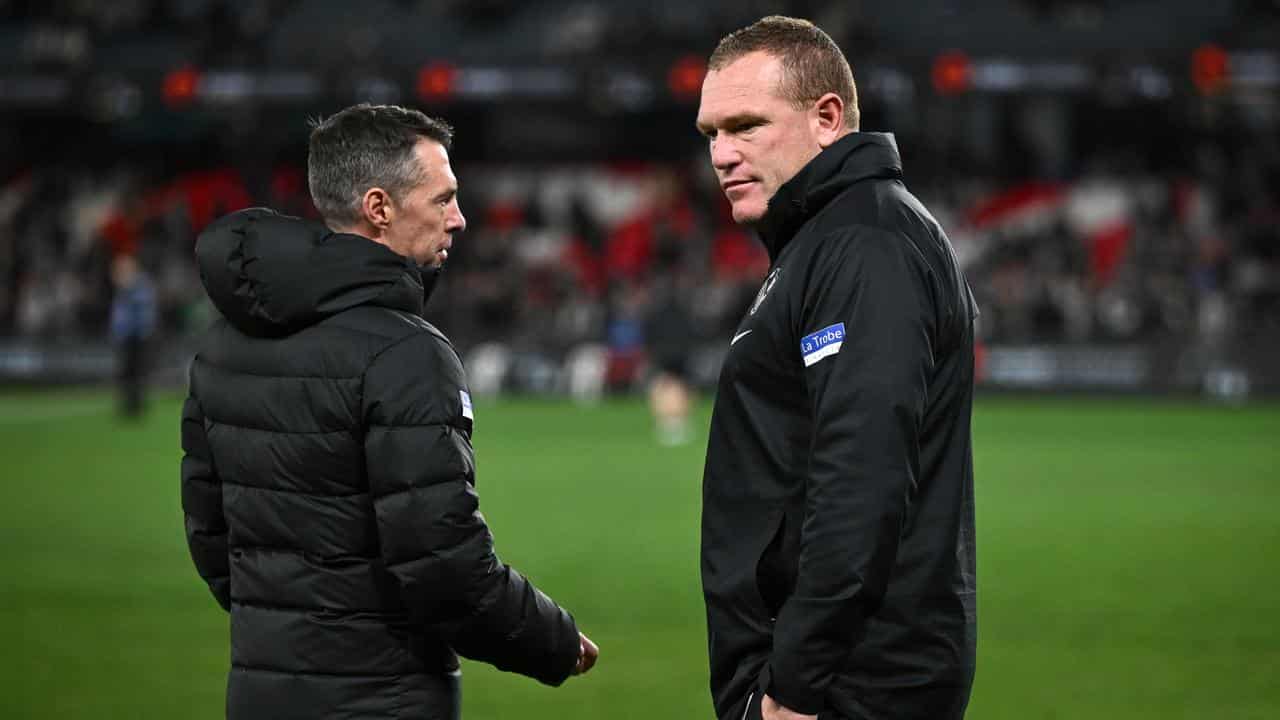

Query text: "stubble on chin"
[733, 204, 767, 226]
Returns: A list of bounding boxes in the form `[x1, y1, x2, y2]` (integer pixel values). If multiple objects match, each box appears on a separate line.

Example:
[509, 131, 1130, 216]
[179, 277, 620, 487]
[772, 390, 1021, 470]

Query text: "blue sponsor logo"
[800, 323, 845, 367]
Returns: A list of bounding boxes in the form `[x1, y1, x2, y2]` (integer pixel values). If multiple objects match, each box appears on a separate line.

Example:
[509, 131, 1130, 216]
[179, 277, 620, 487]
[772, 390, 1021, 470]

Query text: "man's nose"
[448, 203, 466, 233]
[710, 137, 740, 172]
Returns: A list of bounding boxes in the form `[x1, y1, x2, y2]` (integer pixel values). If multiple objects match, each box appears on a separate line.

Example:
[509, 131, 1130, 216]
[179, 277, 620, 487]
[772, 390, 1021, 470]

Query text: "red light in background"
[668, 55, 706, 100]
[162, 66, 200, 107]
[932, 52, 972, 95]
[1191, 44, 1229, 96]
[417, 63, 457, 101]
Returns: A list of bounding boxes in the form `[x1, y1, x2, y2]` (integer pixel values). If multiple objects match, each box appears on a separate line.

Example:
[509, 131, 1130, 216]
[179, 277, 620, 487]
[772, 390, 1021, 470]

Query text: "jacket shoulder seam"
[357, 326, 460, 431]
[207, 419, 352, 435]
[192, 355, 365, 382]
[366, 421, 454, 430]
[364, 325, 455, 375]
[221, 480, 368, 499]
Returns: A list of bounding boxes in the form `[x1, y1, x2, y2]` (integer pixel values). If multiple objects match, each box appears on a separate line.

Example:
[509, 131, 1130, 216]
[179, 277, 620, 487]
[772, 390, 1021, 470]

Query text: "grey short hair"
[307, 104, 453, 227]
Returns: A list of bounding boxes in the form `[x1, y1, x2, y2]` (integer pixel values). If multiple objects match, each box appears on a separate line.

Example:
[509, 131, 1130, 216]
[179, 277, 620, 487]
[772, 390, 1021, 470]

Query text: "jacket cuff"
[762, 661, 825, 716]
[539, 608, 581, 686]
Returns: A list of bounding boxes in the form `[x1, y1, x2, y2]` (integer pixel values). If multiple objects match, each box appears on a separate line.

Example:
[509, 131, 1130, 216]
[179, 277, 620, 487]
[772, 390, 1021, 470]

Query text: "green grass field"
[3, 390, 1279, 719]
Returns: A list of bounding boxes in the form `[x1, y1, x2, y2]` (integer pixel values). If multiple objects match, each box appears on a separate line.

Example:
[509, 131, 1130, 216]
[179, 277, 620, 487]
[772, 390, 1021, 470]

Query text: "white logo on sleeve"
[800, 323, 846, 367]
[730, 329, 753, 346]
[460, 390, 474, 420]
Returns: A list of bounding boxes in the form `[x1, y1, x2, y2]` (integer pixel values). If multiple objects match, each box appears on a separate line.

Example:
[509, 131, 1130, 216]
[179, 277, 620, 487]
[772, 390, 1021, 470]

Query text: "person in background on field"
[644, 276, 696, 446]
[109, 253, 156, 418]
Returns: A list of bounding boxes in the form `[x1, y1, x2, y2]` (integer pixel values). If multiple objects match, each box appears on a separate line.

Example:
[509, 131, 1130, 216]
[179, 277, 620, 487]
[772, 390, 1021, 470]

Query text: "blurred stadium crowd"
[1, 0, 1278, 393]
[5, 137, 1277, 390]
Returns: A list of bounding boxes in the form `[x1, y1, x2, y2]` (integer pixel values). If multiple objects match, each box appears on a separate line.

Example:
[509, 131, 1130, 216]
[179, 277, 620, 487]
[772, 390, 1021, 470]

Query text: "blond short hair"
[709, 16, 859, 130]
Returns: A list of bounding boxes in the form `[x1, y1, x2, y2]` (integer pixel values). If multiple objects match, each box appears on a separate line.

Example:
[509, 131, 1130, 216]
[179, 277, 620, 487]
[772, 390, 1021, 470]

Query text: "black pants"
[735, 687, 968, 720]
[737, 691, 841, 720]
[118, 336, 147, 417]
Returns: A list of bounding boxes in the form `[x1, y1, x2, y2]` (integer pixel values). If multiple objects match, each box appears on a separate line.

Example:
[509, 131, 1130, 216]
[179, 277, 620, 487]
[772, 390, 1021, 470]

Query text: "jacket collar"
[755, 132, 903, 261]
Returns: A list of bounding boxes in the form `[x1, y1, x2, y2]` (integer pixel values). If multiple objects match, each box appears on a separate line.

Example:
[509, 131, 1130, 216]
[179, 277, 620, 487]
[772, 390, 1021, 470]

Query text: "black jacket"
[701, 133, 978, 720]
[181, 208, 581, 719]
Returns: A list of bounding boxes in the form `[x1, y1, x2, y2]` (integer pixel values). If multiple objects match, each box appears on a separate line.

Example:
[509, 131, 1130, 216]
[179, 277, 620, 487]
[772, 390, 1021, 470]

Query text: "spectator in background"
[108, 253, 155, 417]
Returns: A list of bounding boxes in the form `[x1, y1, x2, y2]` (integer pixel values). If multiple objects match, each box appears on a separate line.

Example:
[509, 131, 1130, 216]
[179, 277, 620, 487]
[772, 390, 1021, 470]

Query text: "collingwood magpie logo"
[749, 267, 781, 315]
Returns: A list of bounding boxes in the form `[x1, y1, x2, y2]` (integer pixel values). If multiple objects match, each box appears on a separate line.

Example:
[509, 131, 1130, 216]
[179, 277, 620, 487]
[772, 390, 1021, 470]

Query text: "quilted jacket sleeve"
[363, 330, 581, 687]
[180, 378, 232, 611]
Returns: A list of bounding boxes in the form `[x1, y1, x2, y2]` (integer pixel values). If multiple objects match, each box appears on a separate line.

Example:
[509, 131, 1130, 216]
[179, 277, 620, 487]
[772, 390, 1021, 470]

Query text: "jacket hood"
[756, 132, 903, 261]
[195, 208, 428, 337]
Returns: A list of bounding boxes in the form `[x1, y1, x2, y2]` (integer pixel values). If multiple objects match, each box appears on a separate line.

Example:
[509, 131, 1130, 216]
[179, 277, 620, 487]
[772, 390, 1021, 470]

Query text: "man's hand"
[573, 632, 599, 676]
[761, 693, 817, 720]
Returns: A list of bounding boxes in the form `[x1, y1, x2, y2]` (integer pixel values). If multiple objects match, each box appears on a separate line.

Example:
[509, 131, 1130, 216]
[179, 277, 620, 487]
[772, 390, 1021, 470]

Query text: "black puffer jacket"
[181, 208, 580, 720]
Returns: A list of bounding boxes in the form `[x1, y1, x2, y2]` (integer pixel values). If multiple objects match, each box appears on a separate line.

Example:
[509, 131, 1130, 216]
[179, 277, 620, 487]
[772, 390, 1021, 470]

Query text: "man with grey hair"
[181, 103, 597, 720]
[697, 17, 978, 720]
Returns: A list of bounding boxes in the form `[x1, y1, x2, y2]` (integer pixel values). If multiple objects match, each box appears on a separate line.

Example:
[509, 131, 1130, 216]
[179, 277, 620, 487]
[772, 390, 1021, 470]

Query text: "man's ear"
[812, 92, 846, 149]
[360, 187, 394, 231]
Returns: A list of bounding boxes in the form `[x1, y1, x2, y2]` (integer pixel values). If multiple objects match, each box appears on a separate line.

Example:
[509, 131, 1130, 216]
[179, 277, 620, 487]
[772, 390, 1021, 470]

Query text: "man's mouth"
[722, 179, 756, 194]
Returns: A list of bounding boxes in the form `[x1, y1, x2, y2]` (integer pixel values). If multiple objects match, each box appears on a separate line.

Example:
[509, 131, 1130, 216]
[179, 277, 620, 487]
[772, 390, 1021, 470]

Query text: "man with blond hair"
[697, 17, 978, 720]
